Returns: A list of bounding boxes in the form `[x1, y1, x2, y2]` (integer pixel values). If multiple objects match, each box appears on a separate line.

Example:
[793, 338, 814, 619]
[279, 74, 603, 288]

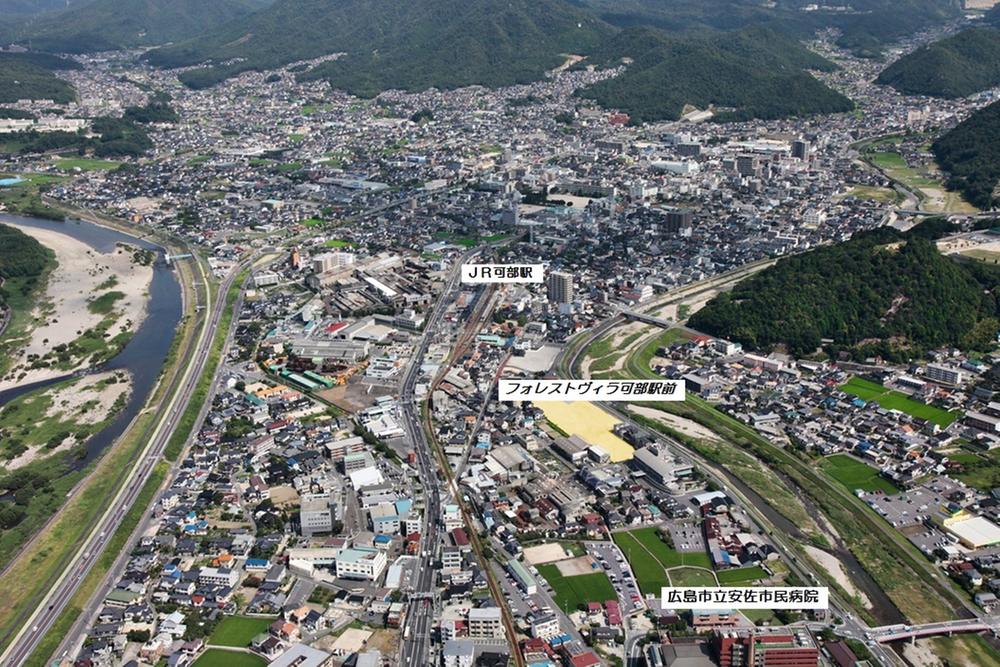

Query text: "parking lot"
[586, 541, 646, 614]
[492, 561, 582, 641]
[664, 520, 706, 553]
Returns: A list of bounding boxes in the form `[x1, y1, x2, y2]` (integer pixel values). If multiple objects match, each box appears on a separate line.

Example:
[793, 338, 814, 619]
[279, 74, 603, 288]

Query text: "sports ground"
[840, 376, 960, 428]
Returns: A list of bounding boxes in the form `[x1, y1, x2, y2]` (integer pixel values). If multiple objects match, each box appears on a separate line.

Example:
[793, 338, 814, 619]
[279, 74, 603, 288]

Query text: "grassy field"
[960, 248, 1000, 264]
[193, 649, 267, 667]
[208, 615, 275, 647]
[866, 150, 939, 189]
[822, 454, 900, 495]
[928, 634, 1000, 667]
[717, 565, 768, 585]
[323, 239, 354, 248]
[633, 527, 711, 568]
[51, 157, 121, 172]
[670, 567, 716, 586]
[741, 608, 778, 624]
[536, 564, 616, 612]
[613, 527, 714, 595]
[0, 172, 68, 219]
[612, 530, 669, 594]
[844, 185, 901, 204]
[300, 218, 325, 227]
[840, 377, 960, 427]
[433, 231, 477, 248]
[947, 448, 1000, 491]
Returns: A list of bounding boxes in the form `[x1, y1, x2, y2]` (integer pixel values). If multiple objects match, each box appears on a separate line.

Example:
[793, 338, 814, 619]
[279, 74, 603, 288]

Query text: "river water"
[0, 213, 183, 469]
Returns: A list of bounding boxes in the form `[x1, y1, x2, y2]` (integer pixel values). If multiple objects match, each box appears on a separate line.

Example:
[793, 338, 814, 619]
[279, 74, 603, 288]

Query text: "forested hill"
[0, 224, 51, 280]
[577, 26, 853, 123]
[578, 0, 961, 58]
[146, 0, 613, 93]
[0, 223, 53, 315]
[688, 226, 1000, 359]
[6, 0, 268, 53]
[0, 0, 82, 15]
[0, 52, 80, 104]
[932, 100, 1000, 210]
[876, 27, 1000, 98]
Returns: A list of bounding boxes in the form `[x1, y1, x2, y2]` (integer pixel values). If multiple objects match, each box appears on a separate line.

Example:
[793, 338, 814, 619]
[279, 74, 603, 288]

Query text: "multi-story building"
[198, 567, 239, 588]
[441, 546, 464, 573]
[324, 436, 366, 462]
[312, 251, 356, 273]
[712, 629, 818, 667]
[925, 363, 964, 386]
[334, 547, 387, 581]
[547, 271, 574, 305]
[300, 496, 335, 536]
[528, 611, 561, 639]
[791, 139, 810, 161]
[468, 607, 505, 639]
[443, 640, 475, 667]
[506, 558, 537, 595]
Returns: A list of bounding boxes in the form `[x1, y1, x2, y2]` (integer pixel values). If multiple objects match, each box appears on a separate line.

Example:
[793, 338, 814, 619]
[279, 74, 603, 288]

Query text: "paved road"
[0, 255, 250, 667]
[398, 251, 476, 667]
[869, 617, 1000, 643]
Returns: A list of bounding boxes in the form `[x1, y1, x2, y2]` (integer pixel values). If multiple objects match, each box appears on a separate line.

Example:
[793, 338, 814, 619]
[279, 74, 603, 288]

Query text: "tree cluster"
[932, 99, 1000, 210]
[689, 223, 1000, 358]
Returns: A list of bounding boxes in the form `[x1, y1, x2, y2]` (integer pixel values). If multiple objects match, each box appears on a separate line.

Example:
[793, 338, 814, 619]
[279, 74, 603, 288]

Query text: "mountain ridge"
[6, 0, 269, 53]
[876, 26, 1000, 98]
[578, 25, 853, 123]
[932, 99, 1000, 210]
[146, 0, 613, 93]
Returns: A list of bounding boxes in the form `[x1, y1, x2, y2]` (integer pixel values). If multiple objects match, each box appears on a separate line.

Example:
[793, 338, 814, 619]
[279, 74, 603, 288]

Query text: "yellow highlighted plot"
[538, 400, 634, 462]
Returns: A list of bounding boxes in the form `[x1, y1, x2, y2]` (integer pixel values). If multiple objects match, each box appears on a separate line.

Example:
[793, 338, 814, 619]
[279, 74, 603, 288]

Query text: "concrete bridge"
[869, 618, 997, 643]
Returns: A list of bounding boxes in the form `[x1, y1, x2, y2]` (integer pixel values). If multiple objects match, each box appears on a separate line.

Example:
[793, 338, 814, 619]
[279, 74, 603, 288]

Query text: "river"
[0, 213, 183, 469]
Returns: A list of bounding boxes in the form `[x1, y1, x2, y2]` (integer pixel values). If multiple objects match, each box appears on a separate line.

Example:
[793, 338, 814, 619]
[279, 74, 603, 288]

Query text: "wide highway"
[397, 250, 476, 667]
[0, 255, 249, 667]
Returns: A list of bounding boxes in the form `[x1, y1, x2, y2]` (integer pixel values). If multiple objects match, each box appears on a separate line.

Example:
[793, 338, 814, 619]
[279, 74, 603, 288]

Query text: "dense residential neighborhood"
[5, 3, 1000, 667]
